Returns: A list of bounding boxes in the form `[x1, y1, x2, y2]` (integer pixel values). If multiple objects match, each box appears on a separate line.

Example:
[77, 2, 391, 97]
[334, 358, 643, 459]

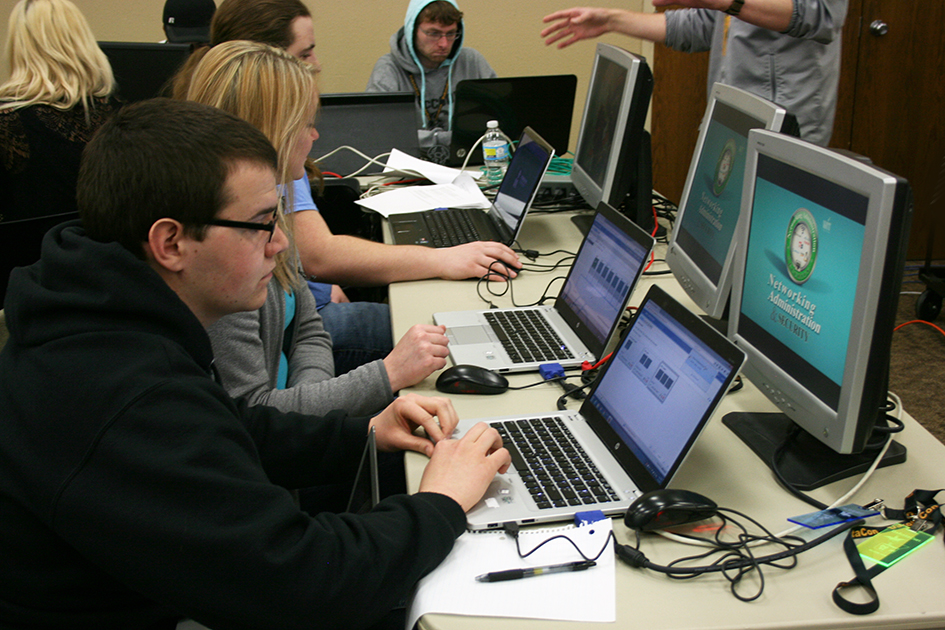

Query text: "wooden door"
[843, 0, 945, 258]
[651, 11, 708, 205]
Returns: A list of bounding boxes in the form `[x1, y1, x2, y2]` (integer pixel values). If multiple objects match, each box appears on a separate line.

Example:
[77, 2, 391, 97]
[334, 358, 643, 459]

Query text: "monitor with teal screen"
[724, 129, 913, 490]
[667, 83, 798, 325]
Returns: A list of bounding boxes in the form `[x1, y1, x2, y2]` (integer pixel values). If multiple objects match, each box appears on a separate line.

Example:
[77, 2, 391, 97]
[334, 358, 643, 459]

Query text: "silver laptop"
[387, 127, 554, 248]
[434, 202, 653, 373]
[456, 284, 746, 530]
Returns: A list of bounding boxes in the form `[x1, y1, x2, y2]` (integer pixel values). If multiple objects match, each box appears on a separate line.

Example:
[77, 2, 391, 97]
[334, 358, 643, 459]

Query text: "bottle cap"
[487, 120, 499, 129]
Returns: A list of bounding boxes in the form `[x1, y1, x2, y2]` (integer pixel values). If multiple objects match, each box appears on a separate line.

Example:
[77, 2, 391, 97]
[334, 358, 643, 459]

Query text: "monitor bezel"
[666, 83, 795, 321]
[728, 129, 912, 454]
[571, 43, 652, 214]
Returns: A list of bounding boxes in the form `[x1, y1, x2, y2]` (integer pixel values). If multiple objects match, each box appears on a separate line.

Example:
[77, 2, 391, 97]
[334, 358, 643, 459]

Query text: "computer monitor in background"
[666, 83, 799, 326]
[724, 129, 913, 490]
[98, 42, 191, 102]
[310, 92, 421, 177]
[571, 43, 653, 234]
[448, 74, 577, 167]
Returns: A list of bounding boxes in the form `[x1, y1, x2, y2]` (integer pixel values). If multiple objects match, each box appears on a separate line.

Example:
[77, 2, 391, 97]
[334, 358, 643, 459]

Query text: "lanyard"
[408, 74, 450, 129]
[833, 489, 943, 614]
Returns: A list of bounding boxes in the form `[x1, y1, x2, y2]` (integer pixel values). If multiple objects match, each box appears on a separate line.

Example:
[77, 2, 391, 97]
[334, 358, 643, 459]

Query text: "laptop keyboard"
[494, 417, 619, 510]
[484, 310, 575, 364]
[424, 208, 482, 247]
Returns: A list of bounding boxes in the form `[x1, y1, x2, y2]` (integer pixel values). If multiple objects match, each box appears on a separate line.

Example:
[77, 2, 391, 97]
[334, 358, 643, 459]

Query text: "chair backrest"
[1, 212, 79, 307]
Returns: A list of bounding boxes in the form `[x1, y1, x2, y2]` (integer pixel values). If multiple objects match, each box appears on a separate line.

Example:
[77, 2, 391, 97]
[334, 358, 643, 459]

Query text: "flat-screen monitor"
[571, 43, 653, 233]
[447, 74, 577, 167]
[724, 129, 913, 490]
[98, 42, 191, 102]
[667, 83, 799, 324]
[310, 92, 421, 177]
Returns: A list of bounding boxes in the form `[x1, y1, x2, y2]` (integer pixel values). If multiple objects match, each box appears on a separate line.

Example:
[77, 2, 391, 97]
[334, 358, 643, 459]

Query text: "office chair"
[1, 211, 79, 307]
[311, 178, 387, 304]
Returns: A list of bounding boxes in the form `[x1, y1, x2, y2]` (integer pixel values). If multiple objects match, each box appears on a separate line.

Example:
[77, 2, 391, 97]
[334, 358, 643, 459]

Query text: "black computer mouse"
[624, 489, 718, 532]
[435, 364, 509, 395]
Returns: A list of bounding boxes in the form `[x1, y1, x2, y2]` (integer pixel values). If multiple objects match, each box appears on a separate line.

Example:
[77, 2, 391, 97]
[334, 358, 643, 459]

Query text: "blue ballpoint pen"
[475, 560, 596, 583]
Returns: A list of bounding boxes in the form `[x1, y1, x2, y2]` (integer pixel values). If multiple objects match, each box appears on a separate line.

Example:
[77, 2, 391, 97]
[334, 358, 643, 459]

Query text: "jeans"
[318, 300, 393, 376]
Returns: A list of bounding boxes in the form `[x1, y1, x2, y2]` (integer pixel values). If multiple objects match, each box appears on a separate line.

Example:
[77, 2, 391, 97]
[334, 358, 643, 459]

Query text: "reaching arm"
[542, 7, 668, 47]
[542, 0, 795, 48]
[289, 209, 521, 285]
[654, 0, 793, 32]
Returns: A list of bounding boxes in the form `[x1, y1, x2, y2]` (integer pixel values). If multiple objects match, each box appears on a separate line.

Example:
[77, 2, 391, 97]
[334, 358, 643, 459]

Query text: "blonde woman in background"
[0, 0, 120, 222]
[189, 41, 453, 512]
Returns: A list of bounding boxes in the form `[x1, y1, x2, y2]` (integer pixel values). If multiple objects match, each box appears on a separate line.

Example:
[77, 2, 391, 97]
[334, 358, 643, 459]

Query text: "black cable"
[616, 513, 862, 602]
[504, 522, 616, 563]
[556, 378, 597, 410]
[770, 398, 904, 510]
[474, 259, 569, 308]
[506, 375, 567, 391]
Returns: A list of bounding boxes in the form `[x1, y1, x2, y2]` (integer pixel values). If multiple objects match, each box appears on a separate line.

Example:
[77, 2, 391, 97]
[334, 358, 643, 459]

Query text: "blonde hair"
[187, 40, 319, 291]
[0, 0, 114, 111]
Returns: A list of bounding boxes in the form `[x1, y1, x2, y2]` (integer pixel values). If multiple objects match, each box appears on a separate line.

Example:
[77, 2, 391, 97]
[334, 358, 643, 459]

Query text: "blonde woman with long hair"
[0, 0, 119, 222]
[189, 42, 448, 453]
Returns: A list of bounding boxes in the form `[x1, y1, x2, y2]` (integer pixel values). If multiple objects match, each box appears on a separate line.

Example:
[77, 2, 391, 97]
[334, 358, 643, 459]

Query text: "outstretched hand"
[541, 8, 614, 48]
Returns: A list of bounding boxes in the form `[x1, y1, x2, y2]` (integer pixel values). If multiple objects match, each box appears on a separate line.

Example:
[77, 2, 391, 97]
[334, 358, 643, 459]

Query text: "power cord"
[617, 509, 862, 602]
[474, 260, 569, 309]
[770, 395, 905, 511]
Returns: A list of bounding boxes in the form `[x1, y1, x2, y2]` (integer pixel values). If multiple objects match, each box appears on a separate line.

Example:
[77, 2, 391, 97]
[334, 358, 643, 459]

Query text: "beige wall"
[1, 0, 651, 146]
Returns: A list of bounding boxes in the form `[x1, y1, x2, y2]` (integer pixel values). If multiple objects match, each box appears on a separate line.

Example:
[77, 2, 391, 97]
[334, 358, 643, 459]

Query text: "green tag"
[857, 523, 934, 568]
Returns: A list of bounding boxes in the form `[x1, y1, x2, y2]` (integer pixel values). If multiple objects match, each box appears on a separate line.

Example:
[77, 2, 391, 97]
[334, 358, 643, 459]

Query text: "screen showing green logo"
[713, 139, 737, 196]
[785, 208, 818, 284]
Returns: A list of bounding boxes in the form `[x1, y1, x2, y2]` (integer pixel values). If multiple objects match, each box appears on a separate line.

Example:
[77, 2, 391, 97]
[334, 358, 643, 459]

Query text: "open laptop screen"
[489, 130, 554, 233]
[589, 291, 739, 485]
[559, 209, 650, 345]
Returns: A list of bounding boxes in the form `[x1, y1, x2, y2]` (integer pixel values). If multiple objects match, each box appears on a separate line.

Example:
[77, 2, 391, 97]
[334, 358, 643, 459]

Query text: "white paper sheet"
[383, 148, 482, 185]
[355, 172, 490, 217]
[406, 519, 616, 629]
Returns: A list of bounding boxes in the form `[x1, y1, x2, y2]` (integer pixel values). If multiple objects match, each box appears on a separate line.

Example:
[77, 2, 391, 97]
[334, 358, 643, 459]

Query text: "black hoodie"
[0, 222, 465, 630]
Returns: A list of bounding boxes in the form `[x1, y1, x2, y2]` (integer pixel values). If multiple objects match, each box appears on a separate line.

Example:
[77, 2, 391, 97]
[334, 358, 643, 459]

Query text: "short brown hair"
[417, 1, 462, 27]
[78, 99, 278, 259]
[211, 0, 310, 49]
[169, 0, 310, 99]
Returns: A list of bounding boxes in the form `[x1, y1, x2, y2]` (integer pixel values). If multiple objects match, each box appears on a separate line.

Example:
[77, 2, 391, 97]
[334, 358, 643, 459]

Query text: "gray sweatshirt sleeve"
[208, 283, 394, 418]
[664, 8, 718, 53]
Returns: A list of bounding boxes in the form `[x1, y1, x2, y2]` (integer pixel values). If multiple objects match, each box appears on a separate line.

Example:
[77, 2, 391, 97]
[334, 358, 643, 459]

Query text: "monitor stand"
[721, 411, 907, 491]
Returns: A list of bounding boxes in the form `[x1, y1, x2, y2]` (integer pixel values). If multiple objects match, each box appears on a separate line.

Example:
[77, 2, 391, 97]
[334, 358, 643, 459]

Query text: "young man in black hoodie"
[0, 98, 509, 630]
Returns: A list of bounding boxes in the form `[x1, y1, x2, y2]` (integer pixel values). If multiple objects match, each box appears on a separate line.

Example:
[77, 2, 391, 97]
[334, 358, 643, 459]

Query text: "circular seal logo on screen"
[713, 139, 737, 196]
[784, 208, 818, 284]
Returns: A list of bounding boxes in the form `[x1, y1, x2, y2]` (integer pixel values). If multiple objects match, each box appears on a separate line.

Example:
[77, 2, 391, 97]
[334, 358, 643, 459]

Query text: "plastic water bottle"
[482, 120, 511, 185]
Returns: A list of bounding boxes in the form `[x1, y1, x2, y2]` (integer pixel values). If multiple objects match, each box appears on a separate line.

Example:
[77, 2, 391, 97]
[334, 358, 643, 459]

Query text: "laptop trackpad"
[451, 326, 492, 344]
